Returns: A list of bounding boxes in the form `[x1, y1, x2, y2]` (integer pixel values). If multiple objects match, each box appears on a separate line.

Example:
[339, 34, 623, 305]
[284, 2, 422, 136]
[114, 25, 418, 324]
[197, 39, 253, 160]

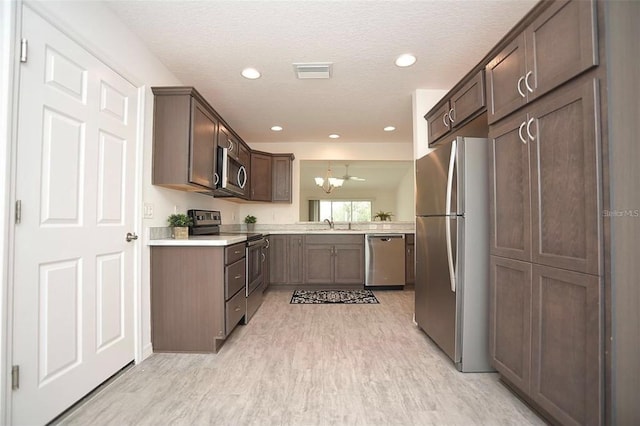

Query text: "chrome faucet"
[324, 218, 334, 229]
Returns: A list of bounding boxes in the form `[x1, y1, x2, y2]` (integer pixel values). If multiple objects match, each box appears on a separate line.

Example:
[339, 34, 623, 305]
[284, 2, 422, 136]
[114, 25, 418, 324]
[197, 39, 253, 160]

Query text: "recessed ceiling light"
[241, 68, 261, 79]
[271, 125, 283, 132]
[329, 134, 340, 139]
[384, 126, 396, 132]
[395, 54, 417, 67]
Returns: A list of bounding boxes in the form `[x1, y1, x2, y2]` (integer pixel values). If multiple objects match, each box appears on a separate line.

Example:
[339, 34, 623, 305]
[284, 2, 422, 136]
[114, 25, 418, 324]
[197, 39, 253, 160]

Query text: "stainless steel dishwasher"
[365, 234, 406, 288]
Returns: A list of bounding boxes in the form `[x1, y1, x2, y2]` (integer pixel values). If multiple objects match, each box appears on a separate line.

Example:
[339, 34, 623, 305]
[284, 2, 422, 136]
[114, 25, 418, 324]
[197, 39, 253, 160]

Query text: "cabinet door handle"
[261, 253, 266, 263]
[442, 112, 450, 128]
[526, 117, 535, 141]
[228, 139, 234, 152]
[234, 274, 242, 279]
[448, 108, 455, 123]
[518, 121, 527, 144]
[517, 76, 526, 98]
[524, 71, 534, 93]
[237, 165, 247, 189]
[234, 306, 241, 312]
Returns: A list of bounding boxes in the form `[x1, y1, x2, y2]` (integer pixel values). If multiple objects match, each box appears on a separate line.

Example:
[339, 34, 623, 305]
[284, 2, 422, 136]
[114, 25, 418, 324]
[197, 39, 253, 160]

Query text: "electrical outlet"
[143, 202, 154, 219]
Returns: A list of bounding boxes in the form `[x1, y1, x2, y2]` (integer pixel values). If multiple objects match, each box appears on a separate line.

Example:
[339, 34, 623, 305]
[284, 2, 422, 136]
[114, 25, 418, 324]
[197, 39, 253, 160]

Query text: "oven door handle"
[247, 238, 265, 247]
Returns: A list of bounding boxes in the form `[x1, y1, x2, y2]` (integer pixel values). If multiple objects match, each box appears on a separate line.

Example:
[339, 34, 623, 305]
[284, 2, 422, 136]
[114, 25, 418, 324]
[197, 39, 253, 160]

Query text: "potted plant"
[373, 211, 393, 221]
[244, 214, 257, 232]
[167, 213, 193, 239]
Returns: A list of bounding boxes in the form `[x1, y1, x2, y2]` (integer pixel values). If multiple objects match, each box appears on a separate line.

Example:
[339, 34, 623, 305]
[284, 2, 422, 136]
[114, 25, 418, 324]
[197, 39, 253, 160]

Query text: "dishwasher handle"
[367, 234, 405, 241]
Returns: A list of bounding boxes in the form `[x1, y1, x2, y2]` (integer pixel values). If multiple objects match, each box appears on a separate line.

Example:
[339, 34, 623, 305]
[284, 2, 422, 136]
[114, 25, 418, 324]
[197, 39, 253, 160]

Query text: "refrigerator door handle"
[446, 216, 456, 292]
[445, 140, 457, 292]
[445, 140, 457, 216]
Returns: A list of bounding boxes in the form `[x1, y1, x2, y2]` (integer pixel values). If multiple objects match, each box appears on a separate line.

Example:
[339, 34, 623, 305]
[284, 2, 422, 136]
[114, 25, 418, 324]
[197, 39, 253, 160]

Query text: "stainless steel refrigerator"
[415, 136, 492, 372]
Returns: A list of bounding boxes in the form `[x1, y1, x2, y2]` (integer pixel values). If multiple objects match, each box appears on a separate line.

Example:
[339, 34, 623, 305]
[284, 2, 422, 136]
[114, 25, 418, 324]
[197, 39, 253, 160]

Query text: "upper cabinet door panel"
[189, 98, 218, 189]
[529, 78, 600, 275]
[525, 0, 598, 102]
[451, 70, 486, 127]
[272, 155, 293, 203]
[486, 34, 528, 125]
[250, 152, 272, 201]
[488, 113, 531, 262]
[425, 102, 451, 144]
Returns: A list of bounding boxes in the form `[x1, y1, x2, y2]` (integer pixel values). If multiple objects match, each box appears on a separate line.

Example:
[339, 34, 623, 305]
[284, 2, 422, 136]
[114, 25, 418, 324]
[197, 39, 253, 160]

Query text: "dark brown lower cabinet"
[490, 256, 532, 393]
[530, 264, 601, 426]
[151, 246, 245, 353]
[303, 235, 364, 285]
[269, 234, 303, 285]
[334, 244, 364, 284]
[490, 256, 602, 425]
[405, 234, 415, 285]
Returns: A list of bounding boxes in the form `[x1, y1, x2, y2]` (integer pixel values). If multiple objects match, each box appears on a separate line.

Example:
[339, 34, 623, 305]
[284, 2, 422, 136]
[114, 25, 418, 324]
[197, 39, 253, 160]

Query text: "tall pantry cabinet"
[486, 1, 608, 424]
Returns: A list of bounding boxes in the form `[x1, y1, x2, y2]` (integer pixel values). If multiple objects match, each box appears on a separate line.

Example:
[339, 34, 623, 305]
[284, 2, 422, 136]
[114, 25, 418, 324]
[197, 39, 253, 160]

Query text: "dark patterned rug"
[290, 289, 379, 304]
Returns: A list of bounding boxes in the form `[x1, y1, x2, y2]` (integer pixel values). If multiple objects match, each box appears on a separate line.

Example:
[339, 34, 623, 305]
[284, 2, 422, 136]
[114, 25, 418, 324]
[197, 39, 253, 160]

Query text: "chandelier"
[314, 163, 344, 194]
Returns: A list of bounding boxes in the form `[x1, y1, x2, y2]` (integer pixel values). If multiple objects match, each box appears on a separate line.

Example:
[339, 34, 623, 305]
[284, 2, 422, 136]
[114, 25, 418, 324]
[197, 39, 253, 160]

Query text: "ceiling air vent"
[293, 62, 333, 79]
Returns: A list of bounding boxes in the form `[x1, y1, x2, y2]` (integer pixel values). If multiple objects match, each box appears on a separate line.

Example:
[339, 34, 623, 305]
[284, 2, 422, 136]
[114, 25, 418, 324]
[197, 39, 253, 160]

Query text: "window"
[319, 200, 372, 222]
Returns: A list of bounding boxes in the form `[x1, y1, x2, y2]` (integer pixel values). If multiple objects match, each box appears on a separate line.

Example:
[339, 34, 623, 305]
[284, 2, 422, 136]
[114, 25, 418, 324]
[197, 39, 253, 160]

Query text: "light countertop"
[148, 235, 247, 247]
[147, 225, 414, 246]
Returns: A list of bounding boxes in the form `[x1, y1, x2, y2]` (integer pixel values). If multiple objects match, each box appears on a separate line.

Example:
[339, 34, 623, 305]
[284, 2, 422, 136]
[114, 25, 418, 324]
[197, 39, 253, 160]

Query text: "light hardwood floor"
[60, 289, 544, 425]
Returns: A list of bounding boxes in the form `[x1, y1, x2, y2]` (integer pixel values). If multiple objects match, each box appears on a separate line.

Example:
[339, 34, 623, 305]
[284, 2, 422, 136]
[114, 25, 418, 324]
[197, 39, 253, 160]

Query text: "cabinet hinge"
[12, 365, 19, 390]
[15, 200, 21, 224]
[20, 39, 28, 63]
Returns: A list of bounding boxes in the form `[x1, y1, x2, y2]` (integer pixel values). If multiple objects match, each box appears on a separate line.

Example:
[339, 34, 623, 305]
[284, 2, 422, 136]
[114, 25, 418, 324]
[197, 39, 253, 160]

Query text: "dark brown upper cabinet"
[272, 154, 294, 203]
[152, 87, 219, 191]
[486, 0, 598, 124]
[488, 112, 532, 262]
[528, 78, 600, 276]
[489, 78, 601, 276]
[425, 70, 486, 145]
[250, 152, 272, 202]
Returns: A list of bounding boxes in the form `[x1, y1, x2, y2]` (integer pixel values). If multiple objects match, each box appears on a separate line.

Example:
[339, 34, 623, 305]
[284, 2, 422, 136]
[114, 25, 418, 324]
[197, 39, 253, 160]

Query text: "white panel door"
[12, 6, 138, 425]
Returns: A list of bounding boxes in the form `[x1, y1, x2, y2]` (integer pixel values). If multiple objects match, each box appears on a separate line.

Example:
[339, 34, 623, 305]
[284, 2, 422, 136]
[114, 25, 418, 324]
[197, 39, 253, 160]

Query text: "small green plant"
[244, 215, 257, 224]
[373, 211, 393, 221]
[167, 213, 193, 227]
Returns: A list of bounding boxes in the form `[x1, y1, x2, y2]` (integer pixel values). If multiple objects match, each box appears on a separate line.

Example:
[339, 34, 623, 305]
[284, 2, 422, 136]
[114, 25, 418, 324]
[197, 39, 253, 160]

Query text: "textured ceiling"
[106, 0, 537, 145]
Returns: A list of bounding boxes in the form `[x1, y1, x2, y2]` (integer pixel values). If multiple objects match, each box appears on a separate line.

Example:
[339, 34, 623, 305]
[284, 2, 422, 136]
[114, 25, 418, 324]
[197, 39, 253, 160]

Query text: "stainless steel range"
[187, 209, 267, 323]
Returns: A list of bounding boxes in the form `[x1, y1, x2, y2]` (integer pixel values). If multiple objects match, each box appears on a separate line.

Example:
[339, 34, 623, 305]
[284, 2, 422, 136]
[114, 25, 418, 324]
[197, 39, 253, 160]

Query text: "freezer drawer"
[365, 234, 406, 287]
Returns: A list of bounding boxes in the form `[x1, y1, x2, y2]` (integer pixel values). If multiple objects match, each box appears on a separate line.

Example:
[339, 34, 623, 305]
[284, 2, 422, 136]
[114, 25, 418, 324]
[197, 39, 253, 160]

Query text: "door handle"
[517, 75, 526, 98]
[526, 117, 535, 141]
[518, 121, 527, 144]
[126, 232, 138, 242]
[445, 217, 456, 293]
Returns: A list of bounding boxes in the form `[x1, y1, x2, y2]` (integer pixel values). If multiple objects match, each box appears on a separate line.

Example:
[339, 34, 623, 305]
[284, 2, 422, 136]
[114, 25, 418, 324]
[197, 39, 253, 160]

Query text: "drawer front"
[225, 288, 245, 335]
[225, 258, 246, 300]
[304, 234, 363, 245]
[225, 242, 245, 265]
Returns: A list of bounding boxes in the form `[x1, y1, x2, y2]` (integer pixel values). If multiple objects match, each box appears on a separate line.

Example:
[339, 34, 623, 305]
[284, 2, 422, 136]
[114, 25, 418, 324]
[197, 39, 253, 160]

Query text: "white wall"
[395, 166, 415, 221]
[413, 89, 448, 160]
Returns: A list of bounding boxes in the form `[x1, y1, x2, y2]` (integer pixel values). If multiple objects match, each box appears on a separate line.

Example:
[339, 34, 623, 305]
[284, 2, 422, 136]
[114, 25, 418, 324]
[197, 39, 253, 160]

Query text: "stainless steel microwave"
[216, 146, 247, 196]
